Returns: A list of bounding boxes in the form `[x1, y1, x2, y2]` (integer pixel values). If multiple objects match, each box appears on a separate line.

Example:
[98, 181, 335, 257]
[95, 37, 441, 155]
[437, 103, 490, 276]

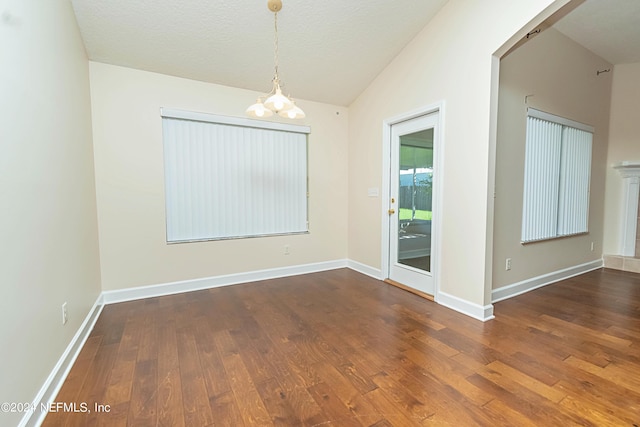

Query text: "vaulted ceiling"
[553, 0, 640, 65]
[70, 0, 449, 106]
[71, 0, 640, 107]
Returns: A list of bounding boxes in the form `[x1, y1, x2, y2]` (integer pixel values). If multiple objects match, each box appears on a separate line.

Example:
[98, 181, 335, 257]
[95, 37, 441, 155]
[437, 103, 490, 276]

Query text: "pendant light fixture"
[246, 0, 305, 120]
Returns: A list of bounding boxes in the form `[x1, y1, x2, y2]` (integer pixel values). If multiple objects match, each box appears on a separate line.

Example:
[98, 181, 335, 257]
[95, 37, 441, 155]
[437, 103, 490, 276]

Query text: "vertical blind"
[161, 109, 309, 243]
[521, 109, 593, 243]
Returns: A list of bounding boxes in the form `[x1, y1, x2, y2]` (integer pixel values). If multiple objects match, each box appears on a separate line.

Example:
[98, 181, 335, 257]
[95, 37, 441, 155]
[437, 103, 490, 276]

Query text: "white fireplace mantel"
[614, 161, 640, 256]
[614, 161, 640, 178]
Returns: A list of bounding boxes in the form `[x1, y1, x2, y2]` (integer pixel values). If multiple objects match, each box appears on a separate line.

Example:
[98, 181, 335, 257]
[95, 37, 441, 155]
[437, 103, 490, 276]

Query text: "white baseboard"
[19, 295, 104, 427]
[347, 259, 383, 280]
[347, 260, 495, 322]
[436, 291, 495, 322]
[491, 258, 604, 303]
[102, 259, 349, 304]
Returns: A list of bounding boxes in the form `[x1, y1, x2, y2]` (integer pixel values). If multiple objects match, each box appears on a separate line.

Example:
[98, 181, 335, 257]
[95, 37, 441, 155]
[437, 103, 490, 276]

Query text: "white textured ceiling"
[71, 0, 640, 108]
[70, 0, 449, 106]
[553, 0, 640, 65]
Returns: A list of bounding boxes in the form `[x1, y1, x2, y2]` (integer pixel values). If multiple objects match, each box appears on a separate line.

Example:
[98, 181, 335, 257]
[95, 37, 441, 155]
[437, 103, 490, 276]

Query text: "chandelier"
[246, 0, 305, 120]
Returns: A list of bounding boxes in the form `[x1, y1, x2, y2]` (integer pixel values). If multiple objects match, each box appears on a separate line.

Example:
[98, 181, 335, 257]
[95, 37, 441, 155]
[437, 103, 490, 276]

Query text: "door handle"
[388, 209, 395, 215]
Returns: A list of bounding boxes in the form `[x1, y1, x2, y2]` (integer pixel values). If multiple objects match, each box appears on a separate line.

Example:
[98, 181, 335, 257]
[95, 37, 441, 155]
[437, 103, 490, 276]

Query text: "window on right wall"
[521, 108, 593, 243]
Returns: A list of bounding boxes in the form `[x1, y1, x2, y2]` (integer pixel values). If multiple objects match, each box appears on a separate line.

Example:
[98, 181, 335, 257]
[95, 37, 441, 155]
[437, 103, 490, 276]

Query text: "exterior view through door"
[388, 113, 438, 296]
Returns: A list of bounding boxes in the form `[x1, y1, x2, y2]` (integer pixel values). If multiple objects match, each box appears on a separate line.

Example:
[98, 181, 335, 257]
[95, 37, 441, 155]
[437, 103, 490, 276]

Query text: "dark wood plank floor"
[43, 268, 640, 426]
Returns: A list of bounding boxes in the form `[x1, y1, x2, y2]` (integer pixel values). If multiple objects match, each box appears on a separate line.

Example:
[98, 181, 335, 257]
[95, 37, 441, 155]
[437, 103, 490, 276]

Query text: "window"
[399, 137, 433, 222]
[521, 108, 593, 243]
[161, 108, 310, 243]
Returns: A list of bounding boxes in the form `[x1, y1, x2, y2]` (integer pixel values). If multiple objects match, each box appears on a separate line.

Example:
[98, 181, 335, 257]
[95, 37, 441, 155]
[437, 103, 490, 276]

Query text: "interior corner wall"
[0, 1, 102, 425]
[492, 27, 612, 291]
[89, 62, 349, 291]
[603, 62, 640, 255]
[347, 0, 562, 307]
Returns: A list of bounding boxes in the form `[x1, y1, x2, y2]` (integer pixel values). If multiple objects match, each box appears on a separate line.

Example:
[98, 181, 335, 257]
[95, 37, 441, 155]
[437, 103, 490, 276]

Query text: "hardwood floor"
[42, 268, 640, 426]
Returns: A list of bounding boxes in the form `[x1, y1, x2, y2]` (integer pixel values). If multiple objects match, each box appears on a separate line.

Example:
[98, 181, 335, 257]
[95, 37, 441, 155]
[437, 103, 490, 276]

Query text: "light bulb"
[246, 100, 273, 118]
[264, 84, 293, 112]
[279, 104, 305, 119]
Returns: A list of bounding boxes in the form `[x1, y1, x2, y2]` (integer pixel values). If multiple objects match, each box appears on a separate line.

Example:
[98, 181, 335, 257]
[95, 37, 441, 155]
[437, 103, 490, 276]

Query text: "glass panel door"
[388, 112, 438, 296]
[398, 130, 433, 272]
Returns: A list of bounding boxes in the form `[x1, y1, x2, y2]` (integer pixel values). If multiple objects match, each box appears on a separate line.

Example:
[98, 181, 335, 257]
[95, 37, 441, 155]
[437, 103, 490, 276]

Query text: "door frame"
[381, 102, 444, 302]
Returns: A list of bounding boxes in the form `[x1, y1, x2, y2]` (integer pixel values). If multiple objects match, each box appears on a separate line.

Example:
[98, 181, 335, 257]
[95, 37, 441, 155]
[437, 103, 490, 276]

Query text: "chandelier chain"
[273, 12, 279, 80]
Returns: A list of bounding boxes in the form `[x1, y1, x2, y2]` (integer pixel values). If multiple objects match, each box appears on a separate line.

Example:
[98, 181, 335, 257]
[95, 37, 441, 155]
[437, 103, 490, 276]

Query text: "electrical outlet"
[284, 245, 290, 255]
[62, 302, 68, 325]
[505, 258, 512, 271]
[590, 242, 594, 251]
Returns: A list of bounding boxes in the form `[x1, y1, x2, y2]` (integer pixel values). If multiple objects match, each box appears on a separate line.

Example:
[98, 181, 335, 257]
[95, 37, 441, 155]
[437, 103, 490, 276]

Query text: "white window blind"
[161, 109, 309, 243]
[521, 109, 593, 243]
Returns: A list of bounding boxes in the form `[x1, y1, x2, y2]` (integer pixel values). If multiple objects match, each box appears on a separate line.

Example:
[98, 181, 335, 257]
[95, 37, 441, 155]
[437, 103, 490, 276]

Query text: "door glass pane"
[397, 129, 433, 272]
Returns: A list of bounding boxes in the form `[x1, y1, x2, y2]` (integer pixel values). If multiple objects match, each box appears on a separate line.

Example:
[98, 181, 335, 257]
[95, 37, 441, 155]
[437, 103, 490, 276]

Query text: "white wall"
[603, 62, 640, 255]
[0, 1, 101, 425]
[493, 28, 612, 290]
[89, 63, 349, 291]
[348, 0, 567, 309]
